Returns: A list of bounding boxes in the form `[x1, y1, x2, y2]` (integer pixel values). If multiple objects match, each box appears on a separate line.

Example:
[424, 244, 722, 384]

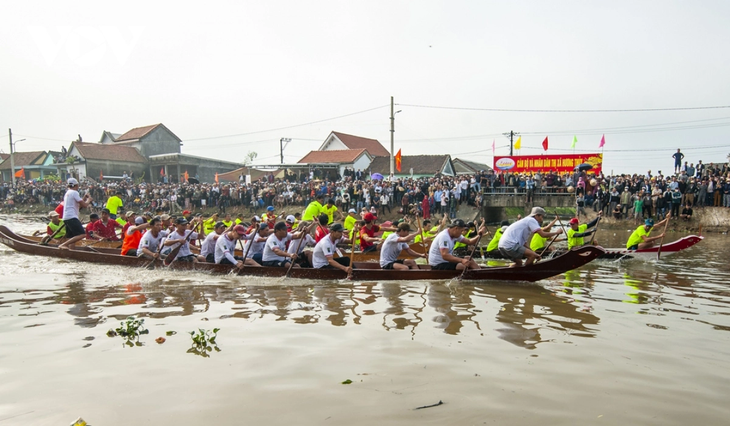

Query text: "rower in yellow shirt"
[343, 209, 358, 232]
[302, 194, 325, 221]
[626, 214, 670, 250]
[320, 198, 343, 225]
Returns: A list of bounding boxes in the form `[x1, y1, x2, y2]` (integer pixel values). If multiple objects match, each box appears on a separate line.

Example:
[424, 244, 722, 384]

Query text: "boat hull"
[1, 226, 604, 282]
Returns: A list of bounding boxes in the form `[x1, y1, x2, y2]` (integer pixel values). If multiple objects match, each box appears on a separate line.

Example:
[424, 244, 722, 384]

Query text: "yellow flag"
[514, 136, 522, 150]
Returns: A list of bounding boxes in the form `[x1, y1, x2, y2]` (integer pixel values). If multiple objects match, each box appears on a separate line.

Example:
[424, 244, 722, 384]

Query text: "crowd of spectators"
[2, 160, 728, 223]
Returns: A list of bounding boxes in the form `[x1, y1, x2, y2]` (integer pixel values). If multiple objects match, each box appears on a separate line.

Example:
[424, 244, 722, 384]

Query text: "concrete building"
[0, 151, 58, 182]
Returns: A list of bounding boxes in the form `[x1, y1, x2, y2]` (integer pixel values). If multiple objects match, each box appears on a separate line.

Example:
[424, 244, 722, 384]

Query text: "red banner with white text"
[493, 153, 603, 174]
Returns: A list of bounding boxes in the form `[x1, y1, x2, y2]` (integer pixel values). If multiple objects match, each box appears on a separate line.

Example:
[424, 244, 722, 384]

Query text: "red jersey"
[86, 220, 99, 239]
[359, 224, 380, 250]
[91, 219, 122, 241]
[314, 225, 329, 243]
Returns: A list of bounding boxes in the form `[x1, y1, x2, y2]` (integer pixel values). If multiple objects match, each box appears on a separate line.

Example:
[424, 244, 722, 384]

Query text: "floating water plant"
[107, 316, 149, 346]
[187, 328, 220, 357]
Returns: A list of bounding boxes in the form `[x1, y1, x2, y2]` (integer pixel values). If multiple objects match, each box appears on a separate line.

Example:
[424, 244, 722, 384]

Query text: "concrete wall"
[139, 128, 181, 158]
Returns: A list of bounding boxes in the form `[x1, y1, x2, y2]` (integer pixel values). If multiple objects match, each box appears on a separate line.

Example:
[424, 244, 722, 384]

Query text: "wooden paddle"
[656, 215, 671, 260]
[538, 214, 563, 259]
[284, 224, 310, 278]
[234, 226, 259, 275]
[589, 215, 601, 245]
[347, 228, 357, 279]
[164, 222, 201, 266]
[414, 212, 428, 263]
[40, 223, 66, 245]
[458, 231, 483, 281]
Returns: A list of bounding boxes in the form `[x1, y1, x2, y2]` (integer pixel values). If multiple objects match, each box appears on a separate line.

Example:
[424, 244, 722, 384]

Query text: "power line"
[397, 103, 730, 113]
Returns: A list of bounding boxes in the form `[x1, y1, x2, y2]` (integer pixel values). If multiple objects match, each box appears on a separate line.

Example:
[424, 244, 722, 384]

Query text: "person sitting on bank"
[680, 203, 693, 221]
[612, 204, 622, 220]
[379, 222, 427, 270]
[312, 223, 352, 273]
[566, 211, 601, 250]
[42, 211, 66, 244]
[427, 218, 486, 270]
[626, 214, 671, 250]
[498, 207, 563, 267]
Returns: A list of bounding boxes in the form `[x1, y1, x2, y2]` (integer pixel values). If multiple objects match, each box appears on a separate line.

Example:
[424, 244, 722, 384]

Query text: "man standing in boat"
[498, 207, 563, 267]
[58, 178, 93, 250]
[626, 214, 671, 250]
[379, 222, 426, 270]
[428, 218, 485, 271]
[566, 211, 601, 250]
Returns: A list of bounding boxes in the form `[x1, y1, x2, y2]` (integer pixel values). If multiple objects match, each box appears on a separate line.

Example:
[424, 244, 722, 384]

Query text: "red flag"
[542, 137, 549, 151]
[184, 170, 189, 181]
[99, 169, 103, 181]
[160, 167, 165, 176]
[215, 172, 219, 184]
[14, 168, 25, 178]
[395, 149, 402, 172]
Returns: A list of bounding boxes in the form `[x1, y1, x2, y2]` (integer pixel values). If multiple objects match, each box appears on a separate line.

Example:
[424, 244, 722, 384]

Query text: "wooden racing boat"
[0, 225, 604, 282]
[562, 235, 704, 260]
[21, 234, 123, 249]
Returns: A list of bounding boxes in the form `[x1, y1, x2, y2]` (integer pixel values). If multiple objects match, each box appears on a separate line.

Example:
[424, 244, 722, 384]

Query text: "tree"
[244, 151, 258, 167]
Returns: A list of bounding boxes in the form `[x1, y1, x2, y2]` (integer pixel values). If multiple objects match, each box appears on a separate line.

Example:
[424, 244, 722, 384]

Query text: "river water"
[0, 215, 728, 425]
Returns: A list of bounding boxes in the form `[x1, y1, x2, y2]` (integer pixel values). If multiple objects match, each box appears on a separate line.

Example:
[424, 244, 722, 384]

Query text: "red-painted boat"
[0, 226, 604, 282]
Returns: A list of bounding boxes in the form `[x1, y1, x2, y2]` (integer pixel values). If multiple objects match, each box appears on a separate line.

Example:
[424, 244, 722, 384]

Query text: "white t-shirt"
[214, 233, 238, 264]
[262, 233, 293, 262]
[200, 232, 220, 258]
[499, 216, 541, 249]
[62, 189, 83, 220]
[243, 235, 267, 258]
[137, 230, 169, 256]
[287, 234, 315, 254]
[428, 229, 466, 265]
[379, 233, 408, 267]
[312, 236, 344, 268]
[165, 230, 199, 257]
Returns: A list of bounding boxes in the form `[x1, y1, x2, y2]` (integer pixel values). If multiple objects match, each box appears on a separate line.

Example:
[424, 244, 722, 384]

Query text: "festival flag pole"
[571, 135, 577, 154]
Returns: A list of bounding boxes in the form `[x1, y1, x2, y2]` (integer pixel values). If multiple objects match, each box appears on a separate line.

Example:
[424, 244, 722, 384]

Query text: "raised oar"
[538, 214, 563, 259]
[656, 214, 671, 260]
[458, 219, 485, 280]
[589, 215, 601, 245]
[164, 222, 201, 267]
[40, 223, 66, 245]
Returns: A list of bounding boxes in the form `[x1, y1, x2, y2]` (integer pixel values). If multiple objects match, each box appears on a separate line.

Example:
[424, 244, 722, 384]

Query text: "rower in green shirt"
[303, 194, 325, 221]
[566, 212, 601, 249]
[626, 213, 670, 250]
[486, 220, 510, 256]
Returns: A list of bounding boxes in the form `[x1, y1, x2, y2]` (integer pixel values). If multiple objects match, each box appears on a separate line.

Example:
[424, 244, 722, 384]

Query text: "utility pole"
[9, 129, 15, 187]
[279, 138, 291, 164]
[389, 96, 395, 176]
[503, 130, 519, 156]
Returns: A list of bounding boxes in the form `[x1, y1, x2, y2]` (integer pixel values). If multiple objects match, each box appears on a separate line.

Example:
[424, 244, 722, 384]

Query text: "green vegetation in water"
[341, 379, 353, 385]
[188, 328, 221, 357]
[107, 316, 149, 346]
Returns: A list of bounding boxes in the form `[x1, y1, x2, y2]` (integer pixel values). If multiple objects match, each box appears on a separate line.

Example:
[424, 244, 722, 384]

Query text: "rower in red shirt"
[359, 213, 396, 253]
[90, 208, 123, 241]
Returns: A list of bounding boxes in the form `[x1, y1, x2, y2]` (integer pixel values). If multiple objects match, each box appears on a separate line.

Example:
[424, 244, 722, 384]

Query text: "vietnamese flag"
[160, 167, 165, 176]
[184, 170, 189, 181]
[395, 149, 402, 172]
[14, 168, 25, 178]
[542, 137, 549, 151]
[99, 169, 103, 181]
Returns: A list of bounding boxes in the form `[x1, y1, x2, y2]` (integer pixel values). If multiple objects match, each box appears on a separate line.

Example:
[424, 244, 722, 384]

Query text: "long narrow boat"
[569, 235, 704, 260]
[0, 226, 604, 282]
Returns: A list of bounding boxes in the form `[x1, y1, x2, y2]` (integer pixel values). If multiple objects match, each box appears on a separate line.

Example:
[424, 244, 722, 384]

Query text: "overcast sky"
[2, 1, 729, 175]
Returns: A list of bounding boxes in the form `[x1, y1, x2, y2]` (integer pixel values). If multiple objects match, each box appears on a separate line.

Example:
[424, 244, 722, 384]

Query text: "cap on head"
[645, 219, 654, 227]
[500, 220, 510, 227]
[182, 210, 191, 216]
[101, 208, 110, 214]
[67, 178, 79, 186]
[267, 206, 275, 211]
[449, 219, 467, 228]
[364, 213, 376, 223]
[286, 215, 296, 223]
[214, 221, 225, 229]
[176, 217, 188, 225]
[253, 215, 261, 222]
[233, 225, 247, 235]
[126, 211, 136, 218]
[160, 214, 171, 221]
[348, 208, 357, 214]
[530, 207, 546, 216]
[134, 216, 145, 225]
[48, 211, 59, 218]
[329, 223, 344, 232]
[569, 218, 579, 225]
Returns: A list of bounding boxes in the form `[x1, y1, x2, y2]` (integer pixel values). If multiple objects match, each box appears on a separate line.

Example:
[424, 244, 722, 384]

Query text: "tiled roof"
[298, 149, 369, 164]
[368, 155, 451, 175]
[115, 124, 161, 142]
[453, 158, 492, 173]
[0, 153, 9, 161]
[332, 132, 390, 157]
[0, 151, 46, 170]
[72, 141, 147, 163]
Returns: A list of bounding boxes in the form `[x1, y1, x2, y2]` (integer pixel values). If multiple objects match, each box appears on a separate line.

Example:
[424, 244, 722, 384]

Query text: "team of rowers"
[43, 178, 672, 271]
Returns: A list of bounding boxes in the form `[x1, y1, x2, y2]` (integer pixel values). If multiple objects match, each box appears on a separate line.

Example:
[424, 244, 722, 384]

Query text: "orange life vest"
[121, 230, 144, 256]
